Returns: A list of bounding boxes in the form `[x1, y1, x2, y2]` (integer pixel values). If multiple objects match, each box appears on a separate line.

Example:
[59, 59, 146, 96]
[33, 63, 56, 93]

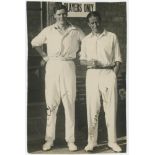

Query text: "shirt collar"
[90, 29, 107, 38]
[54, 22, 77, 31]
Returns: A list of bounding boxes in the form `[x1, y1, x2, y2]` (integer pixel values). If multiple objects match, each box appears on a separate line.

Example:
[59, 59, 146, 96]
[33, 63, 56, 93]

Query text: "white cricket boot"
[84, 142, 97, 152]
[68, 142, 77, 151]
[42, 140, 53, 151]
[108, 142, 122, 152]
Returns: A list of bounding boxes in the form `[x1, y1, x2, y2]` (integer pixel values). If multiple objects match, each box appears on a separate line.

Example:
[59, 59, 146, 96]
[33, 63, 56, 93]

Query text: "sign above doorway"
[62, 2, 96, 17]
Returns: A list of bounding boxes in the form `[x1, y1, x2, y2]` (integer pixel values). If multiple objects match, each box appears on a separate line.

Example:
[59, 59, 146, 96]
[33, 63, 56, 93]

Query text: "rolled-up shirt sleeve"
[113, 34, 122, 63]
[79, 39, 87, 60]
[31, 28, 47, 47]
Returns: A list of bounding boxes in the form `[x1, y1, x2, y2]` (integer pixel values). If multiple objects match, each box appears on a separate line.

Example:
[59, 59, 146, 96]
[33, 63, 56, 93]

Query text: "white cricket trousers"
[86, 69, 118, 145]
[45, 59, 76, 143]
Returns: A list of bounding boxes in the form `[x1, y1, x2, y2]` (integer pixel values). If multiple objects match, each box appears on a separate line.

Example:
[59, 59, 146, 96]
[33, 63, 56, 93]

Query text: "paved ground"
[29, 136, 126, 154]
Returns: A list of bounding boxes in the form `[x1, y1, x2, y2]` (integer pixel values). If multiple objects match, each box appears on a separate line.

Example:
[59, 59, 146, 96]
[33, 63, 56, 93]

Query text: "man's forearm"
[33, 46, 49, 62]
[34, 46, 47, 58]
[114, 61, 121, 75]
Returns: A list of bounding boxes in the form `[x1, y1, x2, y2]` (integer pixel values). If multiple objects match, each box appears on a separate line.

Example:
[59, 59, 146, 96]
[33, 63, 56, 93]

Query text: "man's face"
[88, 16, 101, 33]
[54, 9, 68, 25]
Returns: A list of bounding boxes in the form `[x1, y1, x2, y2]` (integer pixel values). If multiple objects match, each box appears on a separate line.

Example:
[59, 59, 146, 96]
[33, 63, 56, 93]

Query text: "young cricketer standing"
[80, 11, 122, 152]
[31, 4, 85, 151]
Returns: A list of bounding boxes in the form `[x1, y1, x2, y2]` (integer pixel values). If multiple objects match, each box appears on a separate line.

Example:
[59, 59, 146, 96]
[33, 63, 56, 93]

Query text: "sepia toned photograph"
[27, 1, 127, 153]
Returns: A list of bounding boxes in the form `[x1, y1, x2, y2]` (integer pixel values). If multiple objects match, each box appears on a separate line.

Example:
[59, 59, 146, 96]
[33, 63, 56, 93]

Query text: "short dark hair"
[86, 11, 102, 22]
[53, 3, 68, 14]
